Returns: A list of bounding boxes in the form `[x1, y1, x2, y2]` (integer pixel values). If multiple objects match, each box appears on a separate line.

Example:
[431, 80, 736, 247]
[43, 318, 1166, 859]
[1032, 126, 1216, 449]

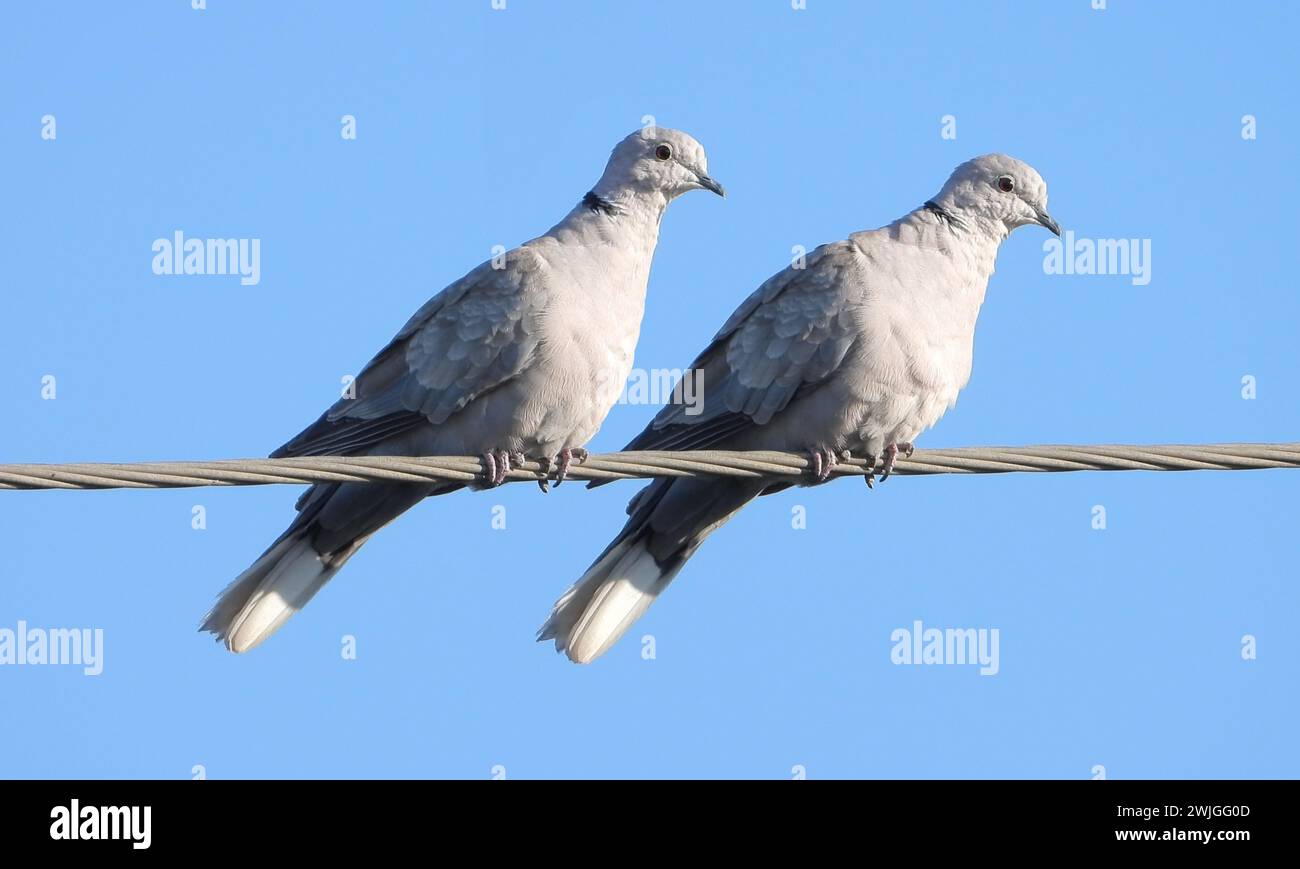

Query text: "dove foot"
[805, 446, 848, 484]
[554, 447, 588, 488]
[876, 442, 914, 484]
[536, 447, 589, 492]
[861, 453, 879, 488]
[480, 449, 525, 488]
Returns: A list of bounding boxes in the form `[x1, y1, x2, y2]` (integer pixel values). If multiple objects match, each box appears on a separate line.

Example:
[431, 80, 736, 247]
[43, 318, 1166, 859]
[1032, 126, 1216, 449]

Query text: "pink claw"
[479, 448, 516, 487]
[806, 446, 840, 484]
[553, 447, 589, 488]
[877, 442, 913, 484]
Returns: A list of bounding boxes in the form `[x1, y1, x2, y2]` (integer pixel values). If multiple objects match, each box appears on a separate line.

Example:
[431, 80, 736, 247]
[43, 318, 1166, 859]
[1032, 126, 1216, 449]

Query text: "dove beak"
[1034, 207, 1061, 237]
[695, 173, 726, 198]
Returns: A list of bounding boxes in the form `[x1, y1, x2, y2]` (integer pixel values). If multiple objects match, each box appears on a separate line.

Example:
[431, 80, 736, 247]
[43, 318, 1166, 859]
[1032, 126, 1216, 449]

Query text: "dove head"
[592, 127, 724, 204]
[933, 154, 1060, 238]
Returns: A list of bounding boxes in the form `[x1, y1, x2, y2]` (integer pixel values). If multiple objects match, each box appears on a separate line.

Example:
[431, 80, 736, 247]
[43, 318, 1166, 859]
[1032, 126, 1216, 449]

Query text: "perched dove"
[540, 154, 1060, 664]
[203, 127, 724, 653]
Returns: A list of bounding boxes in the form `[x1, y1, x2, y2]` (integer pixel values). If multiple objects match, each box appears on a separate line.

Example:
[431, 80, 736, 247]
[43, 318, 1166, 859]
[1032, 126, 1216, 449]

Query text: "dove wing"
[625, 241, 861, 452]
[272, 252, 548, 458]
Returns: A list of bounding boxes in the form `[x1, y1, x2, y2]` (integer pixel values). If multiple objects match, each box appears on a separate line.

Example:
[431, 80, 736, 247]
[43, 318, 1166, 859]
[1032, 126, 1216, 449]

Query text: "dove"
[202, 127, 724, 653]
[540, 153, 1060, 664]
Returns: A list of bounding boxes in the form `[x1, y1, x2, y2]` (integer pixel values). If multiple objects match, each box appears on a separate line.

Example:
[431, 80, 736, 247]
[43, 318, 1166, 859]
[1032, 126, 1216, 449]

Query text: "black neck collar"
[582, 191, 619, 216]
[923, 199, 965, 230]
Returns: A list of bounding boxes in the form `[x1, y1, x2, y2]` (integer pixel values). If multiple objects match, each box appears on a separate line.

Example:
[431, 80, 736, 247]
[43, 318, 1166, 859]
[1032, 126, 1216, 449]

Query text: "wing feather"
[625, 242, 861, 452]
[273, 251, 547, 458]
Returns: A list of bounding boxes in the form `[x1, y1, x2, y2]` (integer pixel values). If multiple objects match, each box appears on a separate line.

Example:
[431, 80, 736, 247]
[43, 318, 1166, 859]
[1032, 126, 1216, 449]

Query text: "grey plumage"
[202, 126, 722, 653]
[540, 153, 1061, 663]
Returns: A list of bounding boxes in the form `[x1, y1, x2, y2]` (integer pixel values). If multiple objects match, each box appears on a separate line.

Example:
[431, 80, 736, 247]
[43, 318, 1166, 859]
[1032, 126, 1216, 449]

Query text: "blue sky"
[2, 1, 1297, 779]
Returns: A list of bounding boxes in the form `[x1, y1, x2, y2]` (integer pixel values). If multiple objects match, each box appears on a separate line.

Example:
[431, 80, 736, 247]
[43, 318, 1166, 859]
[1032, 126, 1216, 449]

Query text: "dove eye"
[655, 144, 673, 161]
[997, 175, 1015, 193]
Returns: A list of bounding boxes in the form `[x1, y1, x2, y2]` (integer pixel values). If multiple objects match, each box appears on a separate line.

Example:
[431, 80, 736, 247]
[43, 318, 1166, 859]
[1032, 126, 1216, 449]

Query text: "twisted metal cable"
[1, 443, 1297, 491]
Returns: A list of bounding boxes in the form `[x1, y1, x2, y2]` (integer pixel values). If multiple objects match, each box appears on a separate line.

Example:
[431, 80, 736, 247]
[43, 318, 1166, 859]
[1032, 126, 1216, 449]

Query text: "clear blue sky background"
[2, 1, 1297, 779]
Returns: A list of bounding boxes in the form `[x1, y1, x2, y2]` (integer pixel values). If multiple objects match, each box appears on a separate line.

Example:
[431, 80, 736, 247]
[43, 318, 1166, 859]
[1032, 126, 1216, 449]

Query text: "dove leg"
[805, 446, 843, 484]
[480, 449, 526, 488]
[861, 452, 879, 488]
[876, 442, 914, 484]
[530, 447, 590, 493]
[534, 456, 554, 493]
[552, 447, 588, 488]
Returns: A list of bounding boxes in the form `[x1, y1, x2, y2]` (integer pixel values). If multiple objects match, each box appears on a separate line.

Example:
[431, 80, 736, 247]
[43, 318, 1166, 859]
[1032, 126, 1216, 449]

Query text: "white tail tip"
[543, 541, 669, 664]
[202, 537, 333, 654]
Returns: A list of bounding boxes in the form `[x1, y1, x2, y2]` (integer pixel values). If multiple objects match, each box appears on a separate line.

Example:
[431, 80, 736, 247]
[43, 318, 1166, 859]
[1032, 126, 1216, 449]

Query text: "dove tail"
[538, 534, 674, 665]
[539, 477, 761, 664]
[202, 480, 452, 653]
[200, 532, 343, 654]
